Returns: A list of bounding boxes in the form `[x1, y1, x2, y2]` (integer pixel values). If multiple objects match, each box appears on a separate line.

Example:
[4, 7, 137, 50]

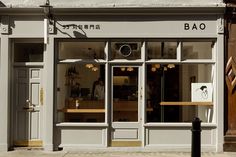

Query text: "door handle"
[24, 99, 36, 112]
[23, 106, 34, 112]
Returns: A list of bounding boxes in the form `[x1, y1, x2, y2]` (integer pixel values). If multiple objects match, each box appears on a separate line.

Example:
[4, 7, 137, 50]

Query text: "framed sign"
[191, 83, 212, 102]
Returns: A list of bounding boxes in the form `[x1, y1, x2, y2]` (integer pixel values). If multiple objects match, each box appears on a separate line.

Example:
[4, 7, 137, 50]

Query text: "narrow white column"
[216, 16, 224, 152]
[0, 36, 9, 151]
[43, 37, 54, 151]
[44, 18, 48, 44]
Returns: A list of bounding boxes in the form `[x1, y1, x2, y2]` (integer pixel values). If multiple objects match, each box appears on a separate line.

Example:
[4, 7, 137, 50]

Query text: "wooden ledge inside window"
[58, 108, 105, 113]
[160, 102, 213, 106]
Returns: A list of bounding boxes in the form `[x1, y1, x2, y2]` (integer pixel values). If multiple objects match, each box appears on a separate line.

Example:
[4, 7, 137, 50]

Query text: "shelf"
[59, 108, 105, 113]
[160, 101, 213, 106]
[114, 108, 153, 112]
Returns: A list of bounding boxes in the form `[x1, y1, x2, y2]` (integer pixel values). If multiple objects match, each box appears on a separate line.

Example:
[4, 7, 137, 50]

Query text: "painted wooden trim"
[144, 123, 217, 128]
[56, 123, 108, 127]
[160, 101, 213, 106]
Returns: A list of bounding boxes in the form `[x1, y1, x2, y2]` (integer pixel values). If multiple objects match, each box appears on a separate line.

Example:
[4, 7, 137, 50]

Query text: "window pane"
[182, 42, 213, 59]
[146, 64, 213, 123]
[147, 42, 177, 59]
[112, 67, 138, 122]
[57, 64, 105, 123]
[14, 43, 44, 62]
[58, 41, 105, 60]
[111, 41, 141, 60]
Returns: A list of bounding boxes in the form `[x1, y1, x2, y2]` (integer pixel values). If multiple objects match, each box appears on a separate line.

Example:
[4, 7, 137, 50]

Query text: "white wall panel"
[60, 127, 105, 146]
[9, 16, 44, 37]
[145, 127, 215, 146]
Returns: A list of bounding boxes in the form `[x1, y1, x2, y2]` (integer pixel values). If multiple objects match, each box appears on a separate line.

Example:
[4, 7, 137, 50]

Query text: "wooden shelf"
[114, 108, 153, 112]
[160, 101, 213, 106]
[59, 108, 105, 113]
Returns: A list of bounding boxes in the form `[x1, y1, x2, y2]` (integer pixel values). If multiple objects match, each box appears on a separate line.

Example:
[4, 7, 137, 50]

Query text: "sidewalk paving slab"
[1, 151, 236, 157]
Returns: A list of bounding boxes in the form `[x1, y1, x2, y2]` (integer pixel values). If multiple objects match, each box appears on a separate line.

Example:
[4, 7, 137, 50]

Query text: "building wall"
[0, 0, 225, 152]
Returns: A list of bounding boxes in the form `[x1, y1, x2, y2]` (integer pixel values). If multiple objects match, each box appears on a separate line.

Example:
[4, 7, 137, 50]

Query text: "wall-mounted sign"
[55, 17, 217, 38]
[184, 23, 206, 31]
[62, 24, 101, 30]
[191, 83, 212, 102]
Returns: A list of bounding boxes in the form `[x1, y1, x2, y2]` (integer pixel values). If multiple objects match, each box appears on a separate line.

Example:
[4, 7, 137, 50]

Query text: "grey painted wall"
[0, 0, 224, 8]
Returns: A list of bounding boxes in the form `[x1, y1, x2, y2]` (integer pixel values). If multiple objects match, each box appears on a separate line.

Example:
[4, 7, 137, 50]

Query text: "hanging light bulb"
[167, 64, 175, 69]
[154, 64, 160, 69]
[164, 67, 168, 71]
[151, 67, 156, 72]
[92, 66, 98, 71]
[85, 64, 94, 68]
[127, 67, 134, 72]
[120, 67, 126, 71]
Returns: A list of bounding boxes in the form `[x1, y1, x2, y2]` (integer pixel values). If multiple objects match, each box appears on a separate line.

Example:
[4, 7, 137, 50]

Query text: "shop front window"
[58, 41, 105, 60]
[146, 63, 213, 123]
[57, 40, 106, 123]
[57, 64, 105, 123]
[111, 41, 142, 60]
[147, 41, 177, 59]
[182, 42, 213, 60]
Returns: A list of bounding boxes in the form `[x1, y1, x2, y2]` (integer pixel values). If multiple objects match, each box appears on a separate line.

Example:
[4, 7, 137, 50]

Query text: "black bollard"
[191, 117, 202, 157]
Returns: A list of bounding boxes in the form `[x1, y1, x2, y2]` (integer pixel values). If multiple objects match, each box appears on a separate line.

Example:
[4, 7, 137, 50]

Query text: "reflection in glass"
[57, 64, 105, 123]
[182, 42, 213, 60]
[14, 43, 44, 62]
[146, 64, 213, 123]
[58, 41, 105, 60]
[113, 67, 138, 122]
[147, 42, 177, 59]
[111, 42, 141, 60]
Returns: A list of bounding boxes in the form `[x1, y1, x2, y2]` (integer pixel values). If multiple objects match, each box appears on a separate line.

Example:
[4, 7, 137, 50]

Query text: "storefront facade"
[0, 1, 225, 152]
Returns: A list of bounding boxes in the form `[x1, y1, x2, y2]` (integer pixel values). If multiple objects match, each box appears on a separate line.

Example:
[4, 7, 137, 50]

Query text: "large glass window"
[146, 63, 213, 123]
[57, 63, 105, 123]
[57, 40, 106, 123]
[56, 39, 215, 124]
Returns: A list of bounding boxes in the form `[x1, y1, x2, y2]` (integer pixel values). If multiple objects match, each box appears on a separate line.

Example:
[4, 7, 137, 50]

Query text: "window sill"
[56, 122, 108, 127]
[144, 123, 217, 128]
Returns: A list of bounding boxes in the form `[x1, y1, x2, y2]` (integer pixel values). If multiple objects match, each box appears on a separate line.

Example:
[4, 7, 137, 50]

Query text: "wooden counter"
[59, 108, 105, 113]
[160, 101, 213, 106]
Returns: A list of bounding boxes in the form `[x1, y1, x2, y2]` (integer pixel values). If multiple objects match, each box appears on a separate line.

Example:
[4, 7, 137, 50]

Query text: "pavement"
[1, 150, 236, 157]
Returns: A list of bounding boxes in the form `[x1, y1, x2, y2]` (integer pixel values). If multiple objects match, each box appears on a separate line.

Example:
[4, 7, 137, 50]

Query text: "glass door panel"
[110, 66, 141, 147]
[112, 67, 138, 122]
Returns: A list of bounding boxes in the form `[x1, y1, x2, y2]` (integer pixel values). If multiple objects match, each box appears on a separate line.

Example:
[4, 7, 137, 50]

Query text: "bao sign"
[184, 23, 206, 31]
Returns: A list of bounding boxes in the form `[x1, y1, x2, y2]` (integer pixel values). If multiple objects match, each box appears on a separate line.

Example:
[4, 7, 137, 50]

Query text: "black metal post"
[191, 117, 202, 157]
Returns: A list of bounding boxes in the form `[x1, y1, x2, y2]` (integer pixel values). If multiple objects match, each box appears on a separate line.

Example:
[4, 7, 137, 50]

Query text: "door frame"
[109, 64, 143, 146]
[11, 65, 44, 147]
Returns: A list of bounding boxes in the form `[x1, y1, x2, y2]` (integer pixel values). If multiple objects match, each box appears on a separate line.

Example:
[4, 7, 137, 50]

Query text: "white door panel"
[14, 67, 43, 146]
